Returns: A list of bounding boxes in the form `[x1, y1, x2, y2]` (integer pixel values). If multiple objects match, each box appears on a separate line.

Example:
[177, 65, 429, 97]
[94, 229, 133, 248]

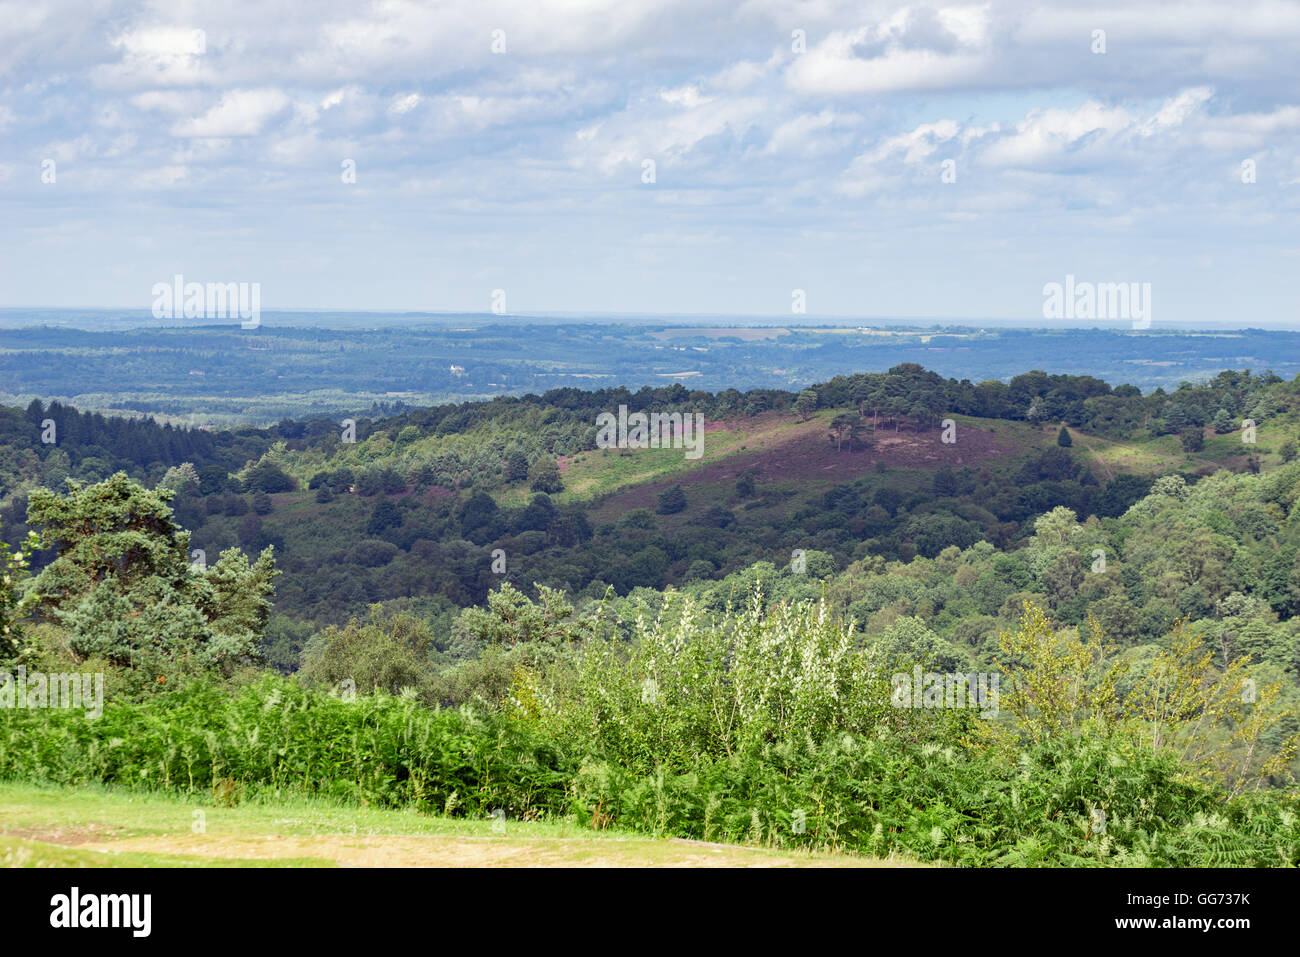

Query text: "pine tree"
[794, 390, 818, 421]
[505, 449, 530, 482]
[22, 473, 277, 674]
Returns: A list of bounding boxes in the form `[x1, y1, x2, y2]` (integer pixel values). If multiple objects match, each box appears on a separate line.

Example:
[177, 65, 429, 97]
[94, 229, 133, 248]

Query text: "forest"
[2, 361, 1299, 865]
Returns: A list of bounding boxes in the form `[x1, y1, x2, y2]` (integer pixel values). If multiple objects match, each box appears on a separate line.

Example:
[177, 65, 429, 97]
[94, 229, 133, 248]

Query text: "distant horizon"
[2, 306, 1299, 332]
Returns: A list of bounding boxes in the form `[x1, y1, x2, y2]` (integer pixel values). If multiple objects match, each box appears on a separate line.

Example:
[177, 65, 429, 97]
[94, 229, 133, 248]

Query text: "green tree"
[874, 615, 966, 671]
[1180, 427, 1205, 453]
[198, 465, 230, 496]
[158, 462, 200, 495]
[529, 457, 564, 494]
[449, 582, 600, 657]
[300, 605, 435, 698]
[367, 497, 403, 535]
[1057, 425, 1072, 447]
[829, 413, 858, 451]
[505, 449, 530, 482]
[22, 473, 277, 675]
[794, 390, 818, 422]
[457, 490, 499, 539]
[243, 458, 296, 493]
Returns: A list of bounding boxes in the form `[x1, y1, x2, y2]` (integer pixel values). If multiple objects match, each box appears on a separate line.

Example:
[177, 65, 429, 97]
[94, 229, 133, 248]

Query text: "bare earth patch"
[4, 824, 122, 846]
[68, 832, 910, 868]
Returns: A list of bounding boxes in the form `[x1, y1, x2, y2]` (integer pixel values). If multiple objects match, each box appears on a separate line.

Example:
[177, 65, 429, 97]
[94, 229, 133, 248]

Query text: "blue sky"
[2, 0, 1299, 324]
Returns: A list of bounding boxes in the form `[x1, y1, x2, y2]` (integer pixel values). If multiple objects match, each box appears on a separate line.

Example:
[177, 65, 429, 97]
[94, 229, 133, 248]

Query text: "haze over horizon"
[2, 306, 1299, 333]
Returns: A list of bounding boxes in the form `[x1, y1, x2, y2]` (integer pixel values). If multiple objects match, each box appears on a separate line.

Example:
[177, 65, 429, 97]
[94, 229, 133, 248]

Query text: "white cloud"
[172, 89, 290, 137]
[659, 85, 711, 108]
[99, 25, 209, 88]
[389, 93, 422, 115]
[980, 101, 1135, 168]
[785, 8, 994, 95]
[131, 90, 204, 114]
[5, 0, 1300, 318]
[135, 164, 189, 187]
[1196, 105, 1300, 151]
[575, 93, 768, 175]
[838, 118, 960, 194]
[1137, 87, 1212, 136]
[765, 110, 857, 156]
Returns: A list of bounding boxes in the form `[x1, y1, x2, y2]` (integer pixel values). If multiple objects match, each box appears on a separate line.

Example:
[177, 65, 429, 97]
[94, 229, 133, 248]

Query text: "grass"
[0, 781, 918, 868]
[544, 412, 838, 505]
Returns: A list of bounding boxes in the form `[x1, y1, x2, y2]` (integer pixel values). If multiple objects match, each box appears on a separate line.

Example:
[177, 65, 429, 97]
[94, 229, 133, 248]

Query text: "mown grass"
[0, 781, 900, 868]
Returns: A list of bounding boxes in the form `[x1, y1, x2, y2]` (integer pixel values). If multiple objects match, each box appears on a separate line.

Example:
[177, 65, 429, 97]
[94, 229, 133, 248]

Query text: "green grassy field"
[0, 782, 919, 868]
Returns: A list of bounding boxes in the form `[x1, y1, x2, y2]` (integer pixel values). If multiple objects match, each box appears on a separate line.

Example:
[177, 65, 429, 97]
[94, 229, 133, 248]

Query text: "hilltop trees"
[794, 389, 819, 421]
[2, 364, 1298, 653]
[829, 412, 867, 451]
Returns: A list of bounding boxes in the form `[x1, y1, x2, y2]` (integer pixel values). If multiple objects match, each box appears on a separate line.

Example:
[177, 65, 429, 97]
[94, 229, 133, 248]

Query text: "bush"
[4, 673, 1295, 866]
[0, 675, 571, 820]
[656, 485, 687, 515]
[1180, 428, 1205, 453]
[299, 606, 435, 700]
[528, 458, 564, 494]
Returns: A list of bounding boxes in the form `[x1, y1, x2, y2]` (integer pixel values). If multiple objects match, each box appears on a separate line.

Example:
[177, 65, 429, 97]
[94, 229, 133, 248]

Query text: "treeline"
[3, 364, 1292, 502]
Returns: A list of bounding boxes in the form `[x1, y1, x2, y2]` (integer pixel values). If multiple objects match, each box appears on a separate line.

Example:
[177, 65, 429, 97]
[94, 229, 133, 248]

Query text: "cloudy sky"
[2, 0, 1299, 323]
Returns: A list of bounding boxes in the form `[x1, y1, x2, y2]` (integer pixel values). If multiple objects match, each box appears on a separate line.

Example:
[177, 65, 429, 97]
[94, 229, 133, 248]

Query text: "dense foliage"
[3, 363, 1300, 865]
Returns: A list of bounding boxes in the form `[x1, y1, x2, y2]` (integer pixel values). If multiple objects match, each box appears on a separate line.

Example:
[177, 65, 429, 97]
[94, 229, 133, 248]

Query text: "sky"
[1, 0, 1299, 325]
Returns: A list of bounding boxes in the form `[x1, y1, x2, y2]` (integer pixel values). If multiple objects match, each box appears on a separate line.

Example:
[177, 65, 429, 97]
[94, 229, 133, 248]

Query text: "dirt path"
[1072, 433, 1116, 482]
[68, 832, 909, 867]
